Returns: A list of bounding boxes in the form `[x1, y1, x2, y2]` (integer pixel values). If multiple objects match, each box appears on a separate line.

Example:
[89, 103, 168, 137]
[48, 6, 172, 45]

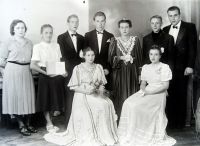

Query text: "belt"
[8, 61, 30, 65]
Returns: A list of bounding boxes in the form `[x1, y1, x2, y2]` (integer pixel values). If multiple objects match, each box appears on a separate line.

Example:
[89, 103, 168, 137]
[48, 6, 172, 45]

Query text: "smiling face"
[84, 50, 95, 64]
[14, 22, 26, 37]
[41, 27, 53, 43]
[150, 18, 162, 33]
[149, 49, 161, 63]
[167, 10, 181, 26]
[119, 22, 130, 36]
[68, 17, 79, 32]
[94, 16, 106, 32]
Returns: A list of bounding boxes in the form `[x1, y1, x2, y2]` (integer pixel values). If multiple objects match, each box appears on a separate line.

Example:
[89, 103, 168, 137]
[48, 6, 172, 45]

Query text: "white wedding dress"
[118, 62, 176, 146]
[44, 63, 118, 146]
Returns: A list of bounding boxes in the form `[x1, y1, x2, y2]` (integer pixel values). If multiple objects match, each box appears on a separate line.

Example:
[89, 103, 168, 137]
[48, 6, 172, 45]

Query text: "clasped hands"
[121, 54, 134, 64]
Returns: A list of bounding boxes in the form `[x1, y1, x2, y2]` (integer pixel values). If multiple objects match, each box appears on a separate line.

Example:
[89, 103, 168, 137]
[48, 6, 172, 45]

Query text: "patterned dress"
[108, 36, 143, 118]
[44, 63, 118, 146]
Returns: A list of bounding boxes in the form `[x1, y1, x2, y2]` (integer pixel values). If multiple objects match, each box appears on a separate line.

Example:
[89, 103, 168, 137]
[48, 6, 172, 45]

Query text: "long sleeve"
[187, 23, 197, 68]
[167, 35, 175, 72]
[142, 37, 148, 65]
[134, 37, 143, 74]
[108, 37, 121, 69]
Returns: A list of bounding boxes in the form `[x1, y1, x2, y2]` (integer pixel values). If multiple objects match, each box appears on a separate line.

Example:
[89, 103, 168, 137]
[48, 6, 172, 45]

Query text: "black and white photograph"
[0, 0, 200, 145]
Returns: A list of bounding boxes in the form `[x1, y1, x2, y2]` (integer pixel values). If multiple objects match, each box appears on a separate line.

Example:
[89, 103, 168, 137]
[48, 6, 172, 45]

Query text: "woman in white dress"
[44, 47, 118, 146]
[118, 45, 176, 146]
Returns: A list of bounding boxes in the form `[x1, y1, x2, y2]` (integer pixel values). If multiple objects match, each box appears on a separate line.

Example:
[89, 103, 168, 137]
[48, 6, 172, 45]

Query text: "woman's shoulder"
[160, 62, 170, 69]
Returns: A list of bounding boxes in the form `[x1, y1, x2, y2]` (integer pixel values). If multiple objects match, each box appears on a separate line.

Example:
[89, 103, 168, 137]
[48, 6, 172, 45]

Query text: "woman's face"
[149, 49, 161, 63]
[84, 50, 95, 64]
[119, 22, 130, 36]
[14, 22, 26, 37]
[41, 27, 53, 43]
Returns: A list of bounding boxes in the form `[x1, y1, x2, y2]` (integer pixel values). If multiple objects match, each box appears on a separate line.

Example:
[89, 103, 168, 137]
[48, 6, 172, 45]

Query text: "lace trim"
[116, 36, 136, 56]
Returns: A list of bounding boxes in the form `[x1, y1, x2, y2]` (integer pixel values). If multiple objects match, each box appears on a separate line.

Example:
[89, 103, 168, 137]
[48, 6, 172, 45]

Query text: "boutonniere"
[161, 47, 165, 53]
[106, 39, 111, 43]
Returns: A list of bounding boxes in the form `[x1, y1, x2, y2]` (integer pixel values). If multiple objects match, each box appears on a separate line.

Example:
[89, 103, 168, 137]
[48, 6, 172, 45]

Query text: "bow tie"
[173, 25, 178, 29]
[96, 30, 103, 34]
[71, 33, 77, 37]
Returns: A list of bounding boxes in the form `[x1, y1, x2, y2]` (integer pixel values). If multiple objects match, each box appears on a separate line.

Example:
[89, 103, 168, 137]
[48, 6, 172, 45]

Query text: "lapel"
[76, 34, 82, 53]
[65, 31, 76, 52]
[100, 30, 107, 54]
[92, 30, 100, 55]
[176, 21, 185, 45]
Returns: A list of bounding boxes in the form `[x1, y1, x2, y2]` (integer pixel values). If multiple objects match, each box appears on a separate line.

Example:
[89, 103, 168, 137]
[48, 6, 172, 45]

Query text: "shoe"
[19, 126, 31, 136]
[27, 126, 37, 133]
[46, 125, 59, 133]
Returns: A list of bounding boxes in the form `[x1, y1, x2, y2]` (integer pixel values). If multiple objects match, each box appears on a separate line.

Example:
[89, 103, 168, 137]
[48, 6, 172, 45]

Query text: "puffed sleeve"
[141, 65, 147, 81]
[56, 43, 62, 60]
[0, 42, 9, 67]
[31, 45, 41, 61]
[68, 66, 80, 89]
[96, 64, 107, 85]
[161, 64, 172, 81]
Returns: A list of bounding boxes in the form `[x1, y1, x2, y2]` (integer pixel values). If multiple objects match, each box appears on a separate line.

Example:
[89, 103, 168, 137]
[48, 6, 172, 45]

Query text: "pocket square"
[106, 39, 111, 43]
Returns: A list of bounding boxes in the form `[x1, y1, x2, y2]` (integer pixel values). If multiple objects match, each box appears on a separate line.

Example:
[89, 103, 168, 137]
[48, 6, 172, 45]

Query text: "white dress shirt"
[69, 31, 77, 52]
[169, 21, 181, 43]
[96, 30, 103, 53]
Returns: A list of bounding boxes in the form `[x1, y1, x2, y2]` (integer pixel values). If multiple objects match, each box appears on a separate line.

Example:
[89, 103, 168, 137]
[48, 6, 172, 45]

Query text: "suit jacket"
[85, 29, 114, 70]
[143, 30, 175, 70]
[57, 31, 85, 76]
[163, 21, 197, 71]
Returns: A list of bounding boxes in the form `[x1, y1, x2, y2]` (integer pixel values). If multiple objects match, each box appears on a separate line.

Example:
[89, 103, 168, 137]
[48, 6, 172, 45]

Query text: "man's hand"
[184, 67, 193, 76]
[104, 69, 109, 75]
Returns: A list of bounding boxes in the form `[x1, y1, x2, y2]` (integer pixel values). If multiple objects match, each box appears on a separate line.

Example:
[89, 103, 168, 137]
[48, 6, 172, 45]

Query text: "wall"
[0, 0, 89, 44]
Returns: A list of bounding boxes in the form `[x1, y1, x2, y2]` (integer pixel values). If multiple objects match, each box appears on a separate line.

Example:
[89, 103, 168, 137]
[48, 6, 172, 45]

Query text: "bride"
[44, 47, 118, 146]
[118, 45, 176, 146]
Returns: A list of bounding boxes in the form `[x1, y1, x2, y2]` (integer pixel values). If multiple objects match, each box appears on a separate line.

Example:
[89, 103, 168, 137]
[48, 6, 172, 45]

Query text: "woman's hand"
[62, 72, 68, 78]
[85, 86, 96, 95]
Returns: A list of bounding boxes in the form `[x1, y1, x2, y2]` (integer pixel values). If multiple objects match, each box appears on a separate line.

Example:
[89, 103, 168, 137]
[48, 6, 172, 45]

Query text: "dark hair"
[118, 19, 132, 28]
[150, 15, 162, 23]
[167, 6, 181, 14]
[67, 14, 79, 23]
[93, 11, 106, 20]
[10, 19, 27, 36]
[83, 47, 95, 56]
[40, 24, 53, 34]
[149, 45, 162, 55]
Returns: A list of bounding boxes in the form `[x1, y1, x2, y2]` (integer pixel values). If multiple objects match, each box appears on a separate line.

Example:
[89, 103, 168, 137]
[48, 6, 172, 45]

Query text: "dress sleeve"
[68, 66, 80, 89]
[56, 44, 62, 60]
[108, 37, 121, 69]
[141, 65, 147, 81]
[97, 64, 107, 85]
[161, 64, 172, 81]
[0, 42, 9, 67]
[31, 45, 41, 61]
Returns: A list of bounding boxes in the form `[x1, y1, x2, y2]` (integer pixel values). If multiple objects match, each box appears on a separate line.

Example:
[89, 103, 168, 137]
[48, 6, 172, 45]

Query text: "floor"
[0, 115, 200, 146]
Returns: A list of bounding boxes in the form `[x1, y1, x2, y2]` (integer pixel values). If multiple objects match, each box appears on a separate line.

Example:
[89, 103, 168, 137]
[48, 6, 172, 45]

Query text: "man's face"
[94, 16, 106, 31]
[68, 17, 79, 32]
[150, 18, 162, 33]
[167, 10, 181, 26]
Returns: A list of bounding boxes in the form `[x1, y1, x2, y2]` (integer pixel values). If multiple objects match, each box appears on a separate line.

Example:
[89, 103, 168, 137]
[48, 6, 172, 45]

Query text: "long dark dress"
[108, 36, 142, 118]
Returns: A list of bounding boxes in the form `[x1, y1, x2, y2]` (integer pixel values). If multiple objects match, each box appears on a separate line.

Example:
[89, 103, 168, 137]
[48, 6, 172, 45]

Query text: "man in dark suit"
[143, 15, 174, 70]
[57, 14, 84, 126]
[85, 11, 114, 89]
[163, 6, 197, 128]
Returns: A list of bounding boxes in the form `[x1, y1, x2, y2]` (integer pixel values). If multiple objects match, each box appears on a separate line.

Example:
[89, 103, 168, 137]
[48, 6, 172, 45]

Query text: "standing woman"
[108, 19, 143, 118]
[0, 19, 37, 136]
[30, 24, 67, 133]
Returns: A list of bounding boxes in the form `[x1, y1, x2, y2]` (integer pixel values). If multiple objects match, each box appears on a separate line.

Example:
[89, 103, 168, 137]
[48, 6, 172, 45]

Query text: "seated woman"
[44, 47, 118, 146]
[118, 45, 176, 146]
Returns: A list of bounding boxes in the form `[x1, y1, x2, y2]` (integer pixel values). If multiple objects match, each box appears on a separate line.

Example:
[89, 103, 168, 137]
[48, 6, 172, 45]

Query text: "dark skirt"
[36, 74, 66, 112]
[112, 62, 140, 118]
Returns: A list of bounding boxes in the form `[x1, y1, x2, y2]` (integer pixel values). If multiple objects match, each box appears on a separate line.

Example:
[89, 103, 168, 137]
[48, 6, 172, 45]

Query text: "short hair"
[149, 45, 162, 55]
[93, 11, 106, 20]
[118, 19, 132, 28]
[82, 47, 95, 56]
[150, 15, 162, 23]
[67, 14, 79, 23]
[10, 19, 27, 36]
[40, 24, 53, 34]
[167, 6, 181, 14]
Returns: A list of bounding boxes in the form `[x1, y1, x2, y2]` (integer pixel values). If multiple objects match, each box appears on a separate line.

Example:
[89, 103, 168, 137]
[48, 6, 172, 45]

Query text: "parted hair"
[10, 19, 27, 36]
[167, 6, 181, 14]
[40, 24, 53, 34]
[93, 11, 106, 20]
[118, 19, 132, 28]
[150, 15, 162, 23]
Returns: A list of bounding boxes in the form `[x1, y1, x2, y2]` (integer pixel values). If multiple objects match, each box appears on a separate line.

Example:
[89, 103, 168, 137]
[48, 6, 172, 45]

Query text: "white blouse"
[31, 42, 62, 67]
